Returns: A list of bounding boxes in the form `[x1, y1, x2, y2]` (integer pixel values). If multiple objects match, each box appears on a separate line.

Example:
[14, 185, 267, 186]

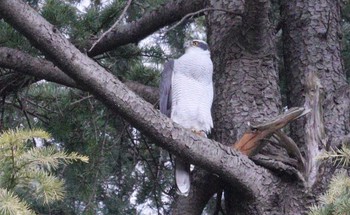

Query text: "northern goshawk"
[159, 39, 214, 196]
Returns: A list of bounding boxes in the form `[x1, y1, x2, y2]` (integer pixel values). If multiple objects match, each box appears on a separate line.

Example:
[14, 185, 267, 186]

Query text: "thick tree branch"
[0, 0, 279, 202]
[87, 0, 206, 57]
[122, 79, 159, 105]
[0, 47, 159, 104]
[0, 47, 80, 89]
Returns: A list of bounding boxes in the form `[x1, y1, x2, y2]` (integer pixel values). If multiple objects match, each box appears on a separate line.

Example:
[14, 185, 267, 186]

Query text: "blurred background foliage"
[0, 0, 349, 214]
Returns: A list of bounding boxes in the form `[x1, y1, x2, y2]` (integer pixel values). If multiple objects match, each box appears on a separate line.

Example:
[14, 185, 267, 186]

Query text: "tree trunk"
[210, 0, 282, 213]
[281, 0, 350, 189]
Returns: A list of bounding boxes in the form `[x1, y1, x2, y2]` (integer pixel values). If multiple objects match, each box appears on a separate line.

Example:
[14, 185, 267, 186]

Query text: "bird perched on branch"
[159, 39, 214, 196]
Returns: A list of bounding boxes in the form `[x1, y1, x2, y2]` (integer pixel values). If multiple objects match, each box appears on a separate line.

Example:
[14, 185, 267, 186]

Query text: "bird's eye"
[193, 41, 199, 46]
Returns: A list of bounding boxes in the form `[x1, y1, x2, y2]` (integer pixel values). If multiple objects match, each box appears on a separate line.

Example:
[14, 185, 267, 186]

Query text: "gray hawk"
[159, 39, 214, 196]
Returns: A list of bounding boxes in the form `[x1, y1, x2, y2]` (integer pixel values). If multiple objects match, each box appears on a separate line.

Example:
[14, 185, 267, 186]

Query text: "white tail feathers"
[175, 158, 190, 196]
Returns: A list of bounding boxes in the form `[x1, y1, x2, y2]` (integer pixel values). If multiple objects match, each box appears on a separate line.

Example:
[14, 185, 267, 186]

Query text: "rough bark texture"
[87, 0, 207, 57]
[209, 0, 280, 145]
[0, 47, 80, 89]
[281, 0, 350, 189]
[170, 170, 222, 215]
[207, 0, 285, 214]
[0, 0, 282, 205]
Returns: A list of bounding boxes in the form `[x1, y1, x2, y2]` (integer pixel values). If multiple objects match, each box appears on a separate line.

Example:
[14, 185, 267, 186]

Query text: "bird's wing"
[159, 60, 174, 117]
[160, 59, 191, 195]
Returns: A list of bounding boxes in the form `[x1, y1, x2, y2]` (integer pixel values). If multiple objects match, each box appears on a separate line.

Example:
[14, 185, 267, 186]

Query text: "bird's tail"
[175, 158, 190, 196]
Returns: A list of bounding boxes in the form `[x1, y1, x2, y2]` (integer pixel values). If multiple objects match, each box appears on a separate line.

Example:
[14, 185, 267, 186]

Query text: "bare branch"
[233, 107, 308, 157]
[165, 8, 240, 34]
[0, 47, 159, 104]
[0, 47, 79, 89]
[87, 0, 207, 57]
[122, 79, 159, 106]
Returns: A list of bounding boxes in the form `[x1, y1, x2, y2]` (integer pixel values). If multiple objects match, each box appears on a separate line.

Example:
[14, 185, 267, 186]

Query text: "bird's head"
[184, 39, 210, 54]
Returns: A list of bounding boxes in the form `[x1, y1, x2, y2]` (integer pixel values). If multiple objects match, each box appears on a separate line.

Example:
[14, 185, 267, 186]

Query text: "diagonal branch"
[0, 47, 159, 104]
[0, 47, 80, 89]
[87, 0, 207, 57]
[165, 8, 240, 34]
[0, 0, 279, 202]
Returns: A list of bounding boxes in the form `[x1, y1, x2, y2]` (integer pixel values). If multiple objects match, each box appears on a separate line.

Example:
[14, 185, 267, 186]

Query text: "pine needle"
[0, 188, 35, 215]
[18, 146, 88, 171]
[0, 128, 89, 211]
[0, 128, 50, 147]
[317, 145, 350, 167]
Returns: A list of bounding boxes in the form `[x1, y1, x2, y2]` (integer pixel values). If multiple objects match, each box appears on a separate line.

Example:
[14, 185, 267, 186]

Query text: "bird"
[159, 39, 214, 196]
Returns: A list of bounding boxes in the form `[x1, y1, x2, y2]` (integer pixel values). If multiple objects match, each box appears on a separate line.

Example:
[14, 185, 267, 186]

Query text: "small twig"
[165, 8, 241, 34]
[16, 94, 37, 147]
[4, 101, 49, 125]
[89, 0, 133, 53]
[25, 98, 57, 114]
[123, 121, 171, 197]
[69, 95, 94, 106]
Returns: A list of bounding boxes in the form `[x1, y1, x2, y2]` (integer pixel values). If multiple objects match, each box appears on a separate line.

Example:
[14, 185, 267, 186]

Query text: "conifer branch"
[0, 188, 35, 215]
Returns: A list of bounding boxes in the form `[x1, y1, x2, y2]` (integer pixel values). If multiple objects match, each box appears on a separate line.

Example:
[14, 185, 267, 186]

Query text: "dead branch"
[233, 107, 310, 168]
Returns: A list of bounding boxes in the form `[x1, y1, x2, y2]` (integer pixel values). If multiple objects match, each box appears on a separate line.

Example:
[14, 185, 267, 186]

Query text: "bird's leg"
[191, 129, 207, 137]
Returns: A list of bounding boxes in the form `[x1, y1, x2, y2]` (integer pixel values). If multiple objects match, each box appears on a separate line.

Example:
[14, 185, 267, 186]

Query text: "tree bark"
[170, 169, 222, 215]
[0, 47, 80, 89]
[206, 0, 284, 213]
[281, 0, 350, 189]
[0, 47, 159, 104]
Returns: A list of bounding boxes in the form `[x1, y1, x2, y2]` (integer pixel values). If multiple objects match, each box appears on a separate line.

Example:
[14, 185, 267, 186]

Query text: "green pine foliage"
[309, 144, 350, 215]
[41, 0, 78, 34]
[318, 145, 350, 168]
[0, 128, 88, 214]
[0, 188, 35, 215]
